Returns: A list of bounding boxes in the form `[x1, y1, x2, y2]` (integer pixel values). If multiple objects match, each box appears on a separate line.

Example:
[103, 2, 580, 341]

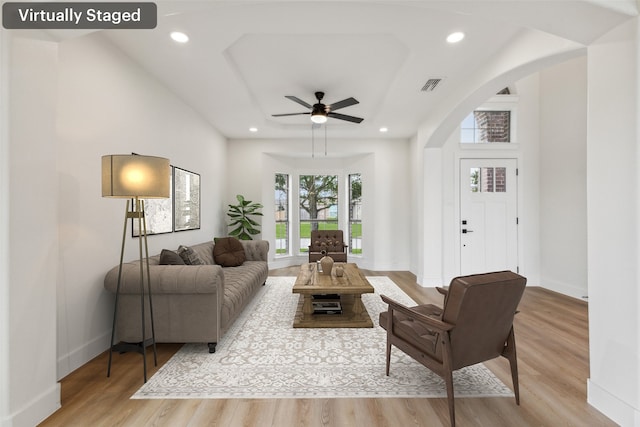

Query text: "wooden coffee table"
[292, 263, 374, 328]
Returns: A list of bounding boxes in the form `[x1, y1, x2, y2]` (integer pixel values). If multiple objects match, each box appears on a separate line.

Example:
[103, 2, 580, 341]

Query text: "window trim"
[348, 173, 362, 256]
[274, 173, 290, 257]
[272, 170, 363, 258]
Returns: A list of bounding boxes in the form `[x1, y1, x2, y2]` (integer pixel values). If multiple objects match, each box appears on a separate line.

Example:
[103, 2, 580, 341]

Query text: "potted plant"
[227, 194, 263, 240]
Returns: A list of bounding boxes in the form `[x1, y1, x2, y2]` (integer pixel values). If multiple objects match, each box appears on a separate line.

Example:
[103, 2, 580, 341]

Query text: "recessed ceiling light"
[170, 31, 189, 43]
[446, 32, 465, 43]
[379, 127, 388, 133]
[249, 127, 258, 132]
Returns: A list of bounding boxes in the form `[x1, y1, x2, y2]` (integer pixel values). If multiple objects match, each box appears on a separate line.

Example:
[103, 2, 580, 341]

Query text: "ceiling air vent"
[421, 78, 445, 92]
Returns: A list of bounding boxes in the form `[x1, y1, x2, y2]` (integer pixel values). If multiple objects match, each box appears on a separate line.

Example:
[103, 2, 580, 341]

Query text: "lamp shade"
[102, 154, 170, 198]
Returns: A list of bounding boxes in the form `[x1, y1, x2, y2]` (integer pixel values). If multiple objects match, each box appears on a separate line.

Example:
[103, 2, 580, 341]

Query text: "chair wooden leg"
[504, 327, 520, 405]
[440, 334, 455, 427]
[385, 340, 392, 376]
[510, 356, 520, 405]
[385, 308, 393, 376]
[444, 370, 456, 427]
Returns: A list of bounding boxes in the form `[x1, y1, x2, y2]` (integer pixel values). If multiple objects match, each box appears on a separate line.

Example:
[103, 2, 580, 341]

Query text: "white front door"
[460, 158, 518, 275]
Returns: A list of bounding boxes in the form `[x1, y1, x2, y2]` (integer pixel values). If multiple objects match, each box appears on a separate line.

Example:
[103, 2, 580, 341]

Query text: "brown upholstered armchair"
[380, 270, 526, 427]
[308, 230, 347, 262]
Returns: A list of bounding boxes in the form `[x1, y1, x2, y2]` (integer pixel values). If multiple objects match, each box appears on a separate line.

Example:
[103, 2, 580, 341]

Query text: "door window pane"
[495, 167, 506, 192]
[470, 167, 507, 193]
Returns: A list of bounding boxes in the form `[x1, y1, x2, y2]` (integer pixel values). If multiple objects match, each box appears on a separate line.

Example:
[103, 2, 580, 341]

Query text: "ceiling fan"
[272, 91, 364, 124]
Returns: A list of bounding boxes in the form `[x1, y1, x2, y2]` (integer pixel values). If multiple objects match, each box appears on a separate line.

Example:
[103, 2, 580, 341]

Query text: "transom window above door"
[461, 111, 511, 144]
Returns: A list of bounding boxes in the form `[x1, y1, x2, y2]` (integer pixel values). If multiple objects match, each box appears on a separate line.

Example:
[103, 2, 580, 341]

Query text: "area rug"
[132, 276, 513, 399]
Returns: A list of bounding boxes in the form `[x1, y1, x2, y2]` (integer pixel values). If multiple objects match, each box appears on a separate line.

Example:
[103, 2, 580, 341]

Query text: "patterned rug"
[132, 276, 513, 399]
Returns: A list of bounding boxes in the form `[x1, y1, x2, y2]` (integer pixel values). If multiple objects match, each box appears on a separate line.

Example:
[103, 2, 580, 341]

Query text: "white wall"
[0, 29, 8, 427]
[226, 138, 412, 271]
[539, 56, 588, 299]
[408, 133, 423, 279]
[421, 147, 443, 286]
[55, 33, 228, 379]
[586, 18, 640, 426]
[6, 36, 61, 427]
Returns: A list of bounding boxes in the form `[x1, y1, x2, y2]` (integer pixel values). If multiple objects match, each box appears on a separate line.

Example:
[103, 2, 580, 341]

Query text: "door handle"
[462, 229, 474, 234]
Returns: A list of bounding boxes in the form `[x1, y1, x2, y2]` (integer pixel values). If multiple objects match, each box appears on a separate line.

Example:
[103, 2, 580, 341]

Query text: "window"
[299, 175, 338, 254]
[469, 167, 506, 193]
[461, 110, 511, 143]
[349, 174, 362, 254]
[274, 172, 363, 256]
[274, 173, 289, 255]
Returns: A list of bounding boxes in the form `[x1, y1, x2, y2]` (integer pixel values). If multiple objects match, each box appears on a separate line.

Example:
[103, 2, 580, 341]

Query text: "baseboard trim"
[57, 330, 110, 380]
[9, 382, 60, 427]
[587, 379, 638, 426]
[542, 277, 588, 300]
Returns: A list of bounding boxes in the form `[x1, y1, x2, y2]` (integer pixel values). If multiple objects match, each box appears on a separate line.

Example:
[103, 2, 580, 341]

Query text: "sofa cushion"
[177, 245, 205, 265]
[220, 260, 268, 333]
[214, 237, 246, 267]
[159, 249, 185, 265]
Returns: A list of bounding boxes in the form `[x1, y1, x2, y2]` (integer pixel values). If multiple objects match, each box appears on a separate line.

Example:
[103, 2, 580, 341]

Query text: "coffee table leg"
[352, 294, 364, 317]
[302, 295, 314, 319]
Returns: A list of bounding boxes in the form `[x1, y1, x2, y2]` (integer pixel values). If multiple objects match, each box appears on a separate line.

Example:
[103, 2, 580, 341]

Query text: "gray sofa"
[104, 239, 269, 353]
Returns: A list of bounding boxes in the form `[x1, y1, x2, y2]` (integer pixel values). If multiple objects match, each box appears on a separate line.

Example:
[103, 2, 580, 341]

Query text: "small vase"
[320, 255, 334, 276]
[335, 265, 344, 277]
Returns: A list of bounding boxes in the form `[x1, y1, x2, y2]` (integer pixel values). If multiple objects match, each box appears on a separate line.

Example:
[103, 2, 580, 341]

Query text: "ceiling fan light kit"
[310, 109, 327, 124]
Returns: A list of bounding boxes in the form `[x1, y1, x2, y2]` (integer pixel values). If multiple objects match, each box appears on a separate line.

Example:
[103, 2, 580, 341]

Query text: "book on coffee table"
[312, 294, 340, 300]
[312, 301, 342, 314]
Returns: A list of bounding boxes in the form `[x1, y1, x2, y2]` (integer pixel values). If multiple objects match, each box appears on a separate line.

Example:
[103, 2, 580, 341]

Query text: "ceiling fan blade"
[327, 112, 364, 123]
[272, 112, 311, 117]
[285, 96, 312, 109]
[328, 97, 359, 112]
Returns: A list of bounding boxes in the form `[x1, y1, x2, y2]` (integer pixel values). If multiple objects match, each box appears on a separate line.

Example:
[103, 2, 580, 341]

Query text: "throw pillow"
[159, 249, 185, 265]
[177, 245, 205, 265]
[213, 237, 246, 267]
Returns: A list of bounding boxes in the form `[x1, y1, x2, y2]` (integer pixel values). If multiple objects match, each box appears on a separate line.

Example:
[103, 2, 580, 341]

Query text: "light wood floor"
[40, 268, 616, 426]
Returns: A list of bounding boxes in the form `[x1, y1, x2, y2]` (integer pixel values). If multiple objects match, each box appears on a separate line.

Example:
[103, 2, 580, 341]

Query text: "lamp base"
[112, 339, 156, 355]
[107, 198, 157, 383]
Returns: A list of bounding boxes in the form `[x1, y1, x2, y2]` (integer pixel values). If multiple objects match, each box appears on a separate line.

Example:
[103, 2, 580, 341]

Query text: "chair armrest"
[381, 294, 454, 333]
[104, 263, 224, 295]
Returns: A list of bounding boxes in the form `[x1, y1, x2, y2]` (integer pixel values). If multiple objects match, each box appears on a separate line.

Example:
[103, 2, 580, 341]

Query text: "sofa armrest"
[240, 239, 269, 262]
[104, 263, 224, 295]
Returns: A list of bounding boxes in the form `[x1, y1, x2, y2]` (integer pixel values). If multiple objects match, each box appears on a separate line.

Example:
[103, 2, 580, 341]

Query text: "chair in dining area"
[379, 270, 527, 427]
[307, 229, 348, 263]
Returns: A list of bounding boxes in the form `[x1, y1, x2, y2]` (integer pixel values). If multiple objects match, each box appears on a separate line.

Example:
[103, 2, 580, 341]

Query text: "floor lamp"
[102, 154, 170, 383]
